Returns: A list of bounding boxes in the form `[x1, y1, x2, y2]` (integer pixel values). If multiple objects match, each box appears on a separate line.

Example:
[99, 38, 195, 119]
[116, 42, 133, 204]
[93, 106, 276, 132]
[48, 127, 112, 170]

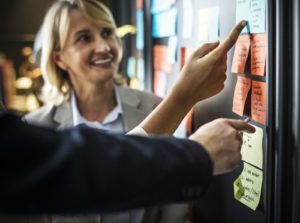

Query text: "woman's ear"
[52, 52, 67, 70]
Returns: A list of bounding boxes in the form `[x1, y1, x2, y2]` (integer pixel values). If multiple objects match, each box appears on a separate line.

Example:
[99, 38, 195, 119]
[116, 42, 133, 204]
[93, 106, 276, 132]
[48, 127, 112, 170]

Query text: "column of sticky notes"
[232, 0, 266, 211]
[151, 0, 178, 97]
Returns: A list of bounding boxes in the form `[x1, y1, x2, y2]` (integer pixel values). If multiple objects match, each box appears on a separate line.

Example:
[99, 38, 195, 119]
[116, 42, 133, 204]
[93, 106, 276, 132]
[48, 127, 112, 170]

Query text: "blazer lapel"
[53, 101, 74, 130]
[116, 87, 148, 132]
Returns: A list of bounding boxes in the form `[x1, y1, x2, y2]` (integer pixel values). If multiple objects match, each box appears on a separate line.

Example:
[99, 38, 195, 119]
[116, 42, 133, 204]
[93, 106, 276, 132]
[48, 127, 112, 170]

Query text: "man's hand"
[172, 20, 247, 106]
[189, 118, 255, 175]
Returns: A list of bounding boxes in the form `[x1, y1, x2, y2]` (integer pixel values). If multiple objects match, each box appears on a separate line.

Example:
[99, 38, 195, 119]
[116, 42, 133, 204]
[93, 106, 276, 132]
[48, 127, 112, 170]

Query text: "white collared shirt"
[71, 87, 125, 133]
[67, 87, 146, 223]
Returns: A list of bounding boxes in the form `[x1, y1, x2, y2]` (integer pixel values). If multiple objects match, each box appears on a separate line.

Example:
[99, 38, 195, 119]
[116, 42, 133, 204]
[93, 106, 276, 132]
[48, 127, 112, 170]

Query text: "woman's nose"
[94, 36, 111, 53]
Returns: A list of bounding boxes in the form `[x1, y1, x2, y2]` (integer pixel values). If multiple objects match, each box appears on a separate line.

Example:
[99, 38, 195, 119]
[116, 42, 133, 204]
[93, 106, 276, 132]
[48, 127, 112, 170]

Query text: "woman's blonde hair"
[40, 0, 123, 105]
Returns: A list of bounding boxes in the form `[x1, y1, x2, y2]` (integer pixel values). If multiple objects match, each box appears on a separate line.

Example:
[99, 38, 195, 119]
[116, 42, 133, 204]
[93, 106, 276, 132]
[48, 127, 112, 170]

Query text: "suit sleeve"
[0, 114, 213, 214]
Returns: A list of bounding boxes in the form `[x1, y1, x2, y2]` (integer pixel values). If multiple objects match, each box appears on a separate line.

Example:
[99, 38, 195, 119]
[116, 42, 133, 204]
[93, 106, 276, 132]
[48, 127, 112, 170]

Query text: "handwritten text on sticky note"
[251, 33, 266, 76]
[250, 0, 266, 33]
[241, 125, 263, 169]
[231, 35, 251, 74]
[232, 76, 251, 116]
[234, 162, 263, 210]
[251, 81, 266, 125]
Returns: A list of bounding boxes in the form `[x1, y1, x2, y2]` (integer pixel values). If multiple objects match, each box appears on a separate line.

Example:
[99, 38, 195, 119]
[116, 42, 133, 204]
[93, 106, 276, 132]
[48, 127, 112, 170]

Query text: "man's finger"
[226, 119, 256, 133]
[210, 20, 247, 59]
[193, 41, 220, 58]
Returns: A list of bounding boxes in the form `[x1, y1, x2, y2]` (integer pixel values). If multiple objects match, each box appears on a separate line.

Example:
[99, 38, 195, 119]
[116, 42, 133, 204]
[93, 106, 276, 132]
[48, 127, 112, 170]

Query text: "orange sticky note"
[180, 47, 193, 70]
[251, 81, 267, 125]
[136, 0, 143, 9]
[251, 34, 266, 76]
[153, 45, 172, 73]
[231, 35, 251, 74]
[232, 76, 251, 116]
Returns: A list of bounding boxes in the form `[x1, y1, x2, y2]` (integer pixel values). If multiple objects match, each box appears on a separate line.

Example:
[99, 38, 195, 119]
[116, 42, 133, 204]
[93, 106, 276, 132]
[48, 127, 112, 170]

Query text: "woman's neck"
[73, 82, 117, 123]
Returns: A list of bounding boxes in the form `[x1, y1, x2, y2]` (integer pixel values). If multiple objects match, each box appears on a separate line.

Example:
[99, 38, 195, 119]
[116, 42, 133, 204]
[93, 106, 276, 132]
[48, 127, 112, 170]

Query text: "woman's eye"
[76, 34, 90, 43]
[101, 28, 113, 39]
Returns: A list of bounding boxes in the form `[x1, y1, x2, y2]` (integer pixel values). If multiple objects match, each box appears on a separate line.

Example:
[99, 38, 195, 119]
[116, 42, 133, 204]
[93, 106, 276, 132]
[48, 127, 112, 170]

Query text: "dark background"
[0, 0, 135, 76]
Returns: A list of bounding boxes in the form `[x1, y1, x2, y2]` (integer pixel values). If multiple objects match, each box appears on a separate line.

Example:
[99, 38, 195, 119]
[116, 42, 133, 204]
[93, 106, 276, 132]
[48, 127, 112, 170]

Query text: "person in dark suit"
[0, 20, 253, 214]
[0, 112, 253, 214]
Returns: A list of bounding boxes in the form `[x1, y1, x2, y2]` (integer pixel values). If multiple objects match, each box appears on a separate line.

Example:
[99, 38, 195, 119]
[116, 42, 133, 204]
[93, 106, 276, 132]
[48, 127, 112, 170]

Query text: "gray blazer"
[24, 86, 161, 132]
[13, 86, 187, 223]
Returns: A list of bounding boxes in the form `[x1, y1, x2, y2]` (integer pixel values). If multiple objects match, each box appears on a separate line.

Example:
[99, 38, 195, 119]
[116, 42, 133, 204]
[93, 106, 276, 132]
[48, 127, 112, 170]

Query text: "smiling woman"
[40, 0, 122, 106]
[22, 0, 188, 223]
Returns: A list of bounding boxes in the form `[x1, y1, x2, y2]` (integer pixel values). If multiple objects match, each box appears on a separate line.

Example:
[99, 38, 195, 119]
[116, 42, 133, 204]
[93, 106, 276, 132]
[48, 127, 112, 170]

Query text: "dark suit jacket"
[0, 113, 212, 214]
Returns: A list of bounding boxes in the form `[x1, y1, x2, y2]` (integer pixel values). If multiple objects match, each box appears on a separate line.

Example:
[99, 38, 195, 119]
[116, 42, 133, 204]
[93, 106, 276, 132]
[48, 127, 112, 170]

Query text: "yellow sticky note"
[233, 163, 263, 210]
[199, 8, 209, 41]
[241, 125, 263, 169]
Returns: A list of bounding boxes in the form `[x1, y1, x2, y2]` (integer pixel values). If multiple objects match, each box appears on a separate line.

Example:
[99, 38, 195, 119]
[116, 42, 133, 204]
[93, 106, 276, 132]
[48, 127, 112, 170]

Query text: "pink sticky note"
[153, 45, 171, 73]
[251, 34, 266, 76]
[231, 34, 251, 74]
[180, 47, 193, 70]
[251, 80, 267, 125]
[232, 76, 251, 116]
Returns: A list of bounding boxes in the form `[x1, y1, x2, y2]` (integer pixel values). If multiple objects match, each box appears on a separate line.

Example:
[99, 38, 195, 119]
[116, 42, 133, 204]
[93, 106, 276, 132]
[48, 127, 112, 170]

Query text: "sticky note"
[199, 7, 220, 41]
[234, 177, 245, 200]
[136, 10, 144, 50]
[153, 45, 172, 72]
[182, 8, 193, 39]
[236, 0, 251, 33]
[168, 36, 178, 64]
[183, 0, 192, 9]
[127, 56, 136, 79]
[241, 125, 263, 169]
[154, 71, 167, 97]
[152, 8, 177, 38]
[232, 76, 251, 116]
[180, 47, 193, 70]
[251, 33, 266, 76]
[231, 34, 251, 74]
[233, 162, 263, 210]
[151, 0, 175, 14]
[208, 6, 220, 41]
[136, 0, 143, 9]
[137, 58, 145, 82]
[250, 0, 266, 33]
[198, 8, 209, 41]
[251, 81, 267, 125]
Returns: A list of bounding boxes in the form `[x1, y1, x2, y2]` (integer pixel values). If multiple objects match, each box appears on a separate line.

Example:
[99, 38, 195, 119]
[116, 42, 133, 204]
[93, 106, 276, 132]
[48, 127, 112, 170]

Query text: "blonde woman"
[24, 0, 187, 223]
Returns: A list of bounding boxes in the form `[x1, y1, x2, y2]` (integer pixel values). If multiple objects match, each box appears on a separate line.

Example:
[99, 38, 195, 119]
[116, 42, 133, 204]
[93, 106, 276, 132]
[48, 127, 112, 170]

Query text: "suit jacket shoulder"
[23, 101, 73, 129]
[116, 86, 162, 131]
[24, 87, 162, 132]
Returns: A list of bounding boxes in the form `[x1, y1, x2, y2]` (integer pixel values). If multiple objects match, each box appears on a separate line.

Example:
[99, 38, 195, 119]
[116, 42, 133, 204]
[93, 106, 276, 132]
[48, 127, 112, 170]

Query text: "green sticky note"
[233, 162, 263, 210]
[127, 56, 136, 79]
[234, 177, 245, 200]
[208, 6, 220, 40]
[241, 125, 263, 169]
[236, 0, 251, 33]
